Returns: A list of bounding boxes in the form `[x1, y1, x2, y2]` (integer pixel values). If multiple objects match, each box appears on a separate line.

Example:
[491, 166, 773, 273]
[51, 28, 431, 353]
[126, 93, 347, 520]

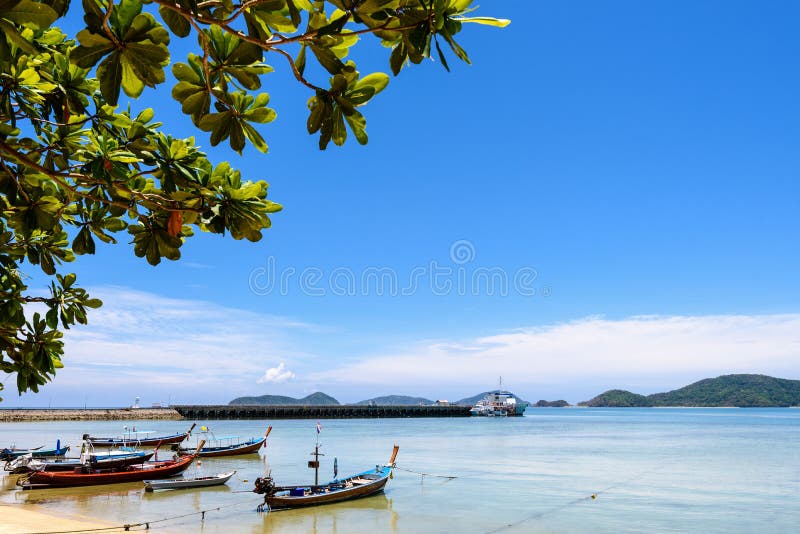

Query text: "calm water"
[1, 408, 799, 533]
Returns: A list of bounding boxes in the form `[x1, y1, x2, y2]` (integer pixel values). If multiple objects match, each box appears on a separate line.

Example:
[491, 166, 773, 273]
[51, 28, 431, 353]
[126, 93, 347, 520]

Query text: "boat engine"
[253, 476, 277, 495]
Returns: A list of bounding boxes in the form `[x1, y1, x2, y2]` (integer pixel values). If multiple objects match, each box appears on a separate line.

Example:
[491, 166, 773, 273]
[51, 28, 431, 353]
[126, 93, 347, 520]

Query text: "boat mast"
[309, 426, 324, 485]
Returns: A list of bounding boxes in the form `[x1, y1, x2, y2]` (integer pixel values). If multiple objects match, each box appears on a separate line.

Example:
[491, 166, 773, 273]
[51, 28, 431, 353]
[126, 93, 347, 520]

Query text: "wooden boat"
[86, 423, 196, 447]
[1, 445, 69, 461]
[178, 427, 271, 457]
[16, 441, 203, 489]
[254, 445, 399, 510]
[7, 450, 155, 474]
[144, 470, 236, 491]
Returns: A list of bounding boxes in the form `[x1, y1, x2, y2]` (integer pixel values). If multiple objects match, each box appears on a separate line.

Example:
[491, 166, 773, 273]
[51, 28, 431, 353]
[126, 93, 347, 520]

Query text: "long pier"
[173, 404, 472, 419]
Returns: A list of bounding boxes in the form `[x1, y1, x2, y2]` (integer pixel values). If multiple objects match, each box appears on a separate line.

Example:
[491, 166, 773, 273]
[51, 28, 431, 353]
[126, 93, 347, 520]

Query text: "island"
[579, 374, 800, 407]
[229, 392, 340, 406]
[534, 400, 571, 407]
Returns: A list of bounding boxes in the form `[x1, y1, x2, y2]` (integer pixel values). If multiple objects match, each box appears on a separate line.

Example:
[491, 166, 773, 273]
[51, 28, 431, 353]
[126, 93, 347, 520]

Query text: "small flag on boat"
[333, 457, 338, 478]
[316, 421, 322, 434]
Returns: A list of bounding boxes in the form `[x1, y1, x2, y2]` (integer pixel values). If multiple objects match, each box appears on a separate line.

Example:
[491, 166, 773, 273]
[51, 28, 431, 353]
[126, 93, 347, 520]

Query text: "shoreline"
[1, 503, 118, 533]
[0, 408, 183, 422]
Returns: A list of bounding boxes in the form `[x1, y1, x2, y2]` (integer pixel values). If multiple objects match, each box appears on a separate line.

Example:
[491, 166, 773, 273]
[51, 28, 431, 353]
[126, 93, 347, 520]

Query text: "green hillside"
[356, 395, 433, 405]
[534, 400, 571, 407]
[578, 390, 652, 407]
[229, 392, 340, 406]
[580, 375, 800, 407]
[648, 374, 800, 407]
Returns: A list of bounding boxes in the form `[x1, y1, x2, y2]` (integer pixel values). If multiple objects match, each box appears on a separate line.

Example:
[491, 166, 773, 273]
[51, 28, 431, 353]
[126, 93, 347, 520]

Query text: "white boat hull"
[143, 470, 235, 491]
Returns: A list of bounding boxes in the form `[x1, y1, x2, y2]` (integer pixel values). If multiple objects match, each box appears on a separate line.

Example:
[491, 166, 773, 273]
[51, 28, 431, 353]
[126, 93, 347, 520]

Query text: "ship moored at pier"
[470, 390, 528, 416]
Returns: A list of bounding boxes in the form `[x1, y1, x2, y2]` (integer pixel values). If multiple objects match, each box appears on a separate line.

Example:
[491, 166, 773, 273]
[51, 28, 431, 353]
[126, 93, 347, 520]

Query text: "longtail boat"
[144, 470, 236, 491]
[86, 423, 196, 447]
[1, 444, 69, 461]
[16, 441, 204, 489]
[7, 450, 155, 474]
[178, 426, 271, 457]
[254, 445, 399, 510]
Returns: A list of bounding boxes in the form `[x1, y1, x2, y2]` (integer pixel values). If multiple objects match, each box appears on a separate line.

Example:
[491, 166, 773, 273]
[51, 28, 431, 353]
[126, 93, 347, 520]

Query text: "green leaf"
[295, 44, 307, 76]
[158, 5, 191, 37]
[3, 0, 59, 29]
[0, 19, 38, 55]
[97, 51, 123, 105]
[241, 121, 268, 152]
[246, 106, 277, 123]
[453, 16, 511, 28]
[112, 0, 143, 34]
[72, 226, 96, 255]
[343, 109, 368, 145]
[390, 43, 406, 76]
[310, 45, 345, 75]
[72, 30, 115, 68]
[434, 38, 450, 72]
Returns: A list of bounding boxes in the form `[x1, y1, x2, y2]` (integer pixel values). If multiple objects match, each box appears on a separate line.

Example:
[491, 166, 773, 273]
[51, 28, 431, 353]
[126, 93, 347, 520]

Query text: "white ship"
[469, 379, 528, 417]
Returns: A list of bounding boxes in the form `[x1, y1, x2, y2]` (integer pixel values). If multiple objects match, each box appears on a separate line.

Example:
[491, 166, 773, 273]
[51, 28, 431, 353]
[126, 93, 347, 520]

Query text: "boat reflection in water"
[261, 494, 398, 534]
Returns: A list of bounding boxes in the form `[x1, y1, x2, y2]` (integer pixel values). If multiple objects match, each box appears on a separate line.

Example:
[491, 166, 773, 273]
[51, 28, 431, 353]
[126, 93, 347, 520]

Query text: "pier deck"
[173, 404, 472, 419]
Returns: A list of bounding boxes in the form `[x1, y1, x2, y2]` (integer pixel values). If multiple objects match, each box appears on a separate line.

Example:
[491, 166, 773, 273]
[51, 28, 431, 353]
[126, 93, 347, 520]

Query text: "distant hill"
[229, 392, 340, 406]
[456, 391, 529, 406]
[579, 389, 653, 407]
[579, 375, 800, 407]
[649, 374, 800, 407]
[356, 395, 433, 406]
[534, 399, 571, 407]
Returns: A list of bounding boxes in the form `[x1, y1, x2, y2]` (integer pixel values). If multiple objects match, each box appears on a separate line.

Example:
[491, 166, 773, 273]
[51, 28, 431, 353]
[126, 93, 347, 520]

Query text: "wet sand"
[2, 503, 117, 533]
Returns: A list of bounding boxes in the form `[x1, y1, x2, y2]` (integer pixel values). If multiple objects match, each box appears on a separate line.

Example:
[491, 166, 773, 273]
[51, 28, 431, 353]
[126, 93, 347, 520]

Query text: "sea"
[1, 408, 799, 533]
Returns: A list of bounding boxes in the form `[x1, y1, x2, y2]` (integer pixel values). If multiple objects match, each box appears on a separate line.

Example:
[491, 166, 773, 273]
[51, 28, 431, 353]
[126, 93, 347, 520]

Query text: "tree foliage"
[0, 0, 508, 400]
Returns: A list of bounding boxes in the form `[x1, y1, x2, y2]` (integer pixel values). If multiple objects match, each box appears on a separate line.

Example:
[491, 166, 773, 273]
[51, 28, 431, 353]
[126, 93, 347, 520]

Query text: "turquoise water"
[1, 408, 799, 533]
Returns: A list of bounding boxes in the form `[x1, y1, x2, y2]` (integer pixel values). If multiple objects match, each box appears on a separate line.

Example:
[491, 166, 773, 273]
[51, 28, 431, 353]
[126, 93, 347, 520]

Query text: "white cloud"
[257, 363, 295, 384]
[312, 314, 800, 397]
[18, 286, 323, 405]
[7, 287, 800, 406]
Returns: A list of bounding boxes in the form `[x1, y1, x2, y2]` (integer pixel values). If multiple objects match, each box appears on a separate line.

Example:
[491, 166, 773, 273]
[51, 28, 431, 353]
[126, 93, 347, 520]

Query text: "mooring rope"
[18, 498, 257, 534]
[393, 465, 458, 480]
[483, 460, 669, 533]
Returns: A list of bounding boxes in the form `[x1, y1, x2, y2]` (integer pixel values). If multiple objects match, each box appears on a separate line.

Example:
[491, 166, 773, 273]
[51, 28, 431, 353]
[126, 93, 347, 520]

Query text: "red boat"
[17, 447, 201, 489]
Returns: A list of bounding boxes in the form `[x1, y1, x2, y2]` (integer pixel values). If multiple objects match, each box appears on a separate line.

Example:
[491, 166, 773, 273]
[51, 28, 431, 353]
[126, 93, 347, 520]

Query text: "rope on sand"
[18, 499, 256, 533]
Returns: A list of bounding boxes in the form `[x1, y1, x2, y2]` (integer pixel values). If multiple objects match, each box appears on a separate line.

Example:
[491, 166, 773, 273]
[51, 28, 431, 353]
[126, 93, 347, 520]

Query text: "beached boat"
[144, 470, 236, 491]
[7, 450, 154, 474]
[0, 444, 69, 461]
[16, 443, 203, 489]
[253, 445, 399, 510]
[177, 426, 271, 457]
[85, 423, 196, 447]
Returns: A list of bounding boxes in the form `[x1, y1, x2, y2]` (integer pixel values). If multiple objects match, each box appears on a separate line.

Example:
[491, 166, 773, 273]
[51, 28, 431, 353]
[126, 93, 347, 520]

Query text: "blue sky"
[8, 1, 800, 406]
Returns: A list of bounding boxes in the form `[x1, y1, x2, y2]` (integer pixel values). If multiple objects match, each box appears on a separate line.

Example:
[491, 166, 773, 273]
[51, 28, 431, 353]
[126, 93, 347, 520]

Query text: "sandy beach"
[2, 503, 118, 533]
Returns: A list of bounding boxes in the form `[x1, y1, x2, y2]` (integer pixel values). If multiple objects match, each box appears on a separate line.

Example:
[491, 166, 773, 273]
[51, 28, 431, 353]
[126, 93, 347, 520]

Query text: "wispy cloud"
[257, 363, 296, 384]
[312, 314, 800, 400]
[21, 286, 322, 405]
[7, 289, 800, 406]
